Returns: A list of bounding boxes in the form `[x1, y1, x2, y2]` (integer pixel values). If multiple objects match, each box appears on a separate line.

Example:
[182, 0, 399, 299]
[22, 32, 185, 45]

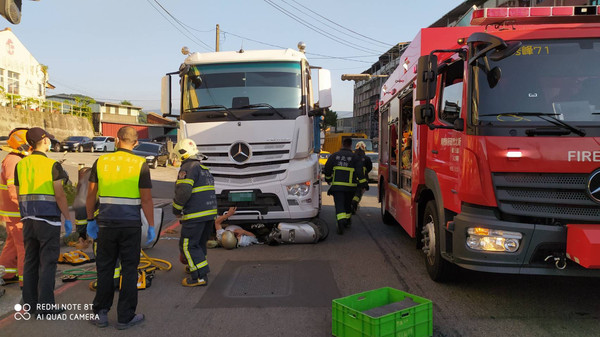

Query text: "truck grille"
[492, 172, 600, 222]
[199, 142, 290, 185]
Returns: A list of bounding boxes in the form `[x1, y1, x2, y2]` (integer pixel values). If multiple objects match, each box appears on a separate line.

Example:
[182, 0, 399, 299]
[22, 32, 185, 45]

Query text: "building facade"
[0, 28, 48, 105]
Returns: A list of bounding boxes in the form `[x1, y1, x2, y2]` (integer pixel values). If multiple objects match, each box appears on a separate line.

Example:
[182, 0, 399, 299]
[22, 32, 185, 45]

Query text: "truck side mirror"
[414, 104, 435, 125]
[416, 55, 438, 101]
[161, 75, 171, 116]
[318, 69, 332, 109]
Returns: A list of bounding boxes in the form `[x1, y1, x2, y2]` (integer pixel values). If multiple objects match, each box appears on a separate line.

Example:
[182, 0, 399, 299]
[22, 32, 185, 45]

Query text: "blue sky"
[11, 0, 463, 113]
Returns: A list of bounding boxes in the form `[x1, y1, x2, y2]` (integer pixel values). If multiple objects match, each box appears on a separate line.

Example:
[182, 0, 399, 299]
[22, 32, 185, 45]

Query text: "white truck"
[161, 43, 331, 242]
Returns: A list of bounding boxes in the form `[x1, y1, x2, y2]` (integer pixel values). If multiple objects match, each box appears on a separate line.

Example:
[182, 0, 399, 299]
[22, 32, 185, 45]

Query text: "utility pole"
[216, 24, 220, 52]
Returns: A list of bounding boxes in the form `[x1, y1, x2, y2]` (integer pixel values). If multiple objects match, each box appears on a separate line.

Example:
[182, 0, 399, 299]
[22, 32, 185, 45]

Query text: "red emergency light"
[471, 6, 600, 25]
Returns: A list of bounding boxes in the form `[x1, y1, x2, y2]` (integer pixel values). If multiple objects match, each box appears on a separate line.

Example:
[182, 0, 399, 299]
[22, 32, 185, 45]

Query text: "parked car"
[152, 134, 177, 144]
[61, 136, 94, 152]
[132, 142, 169, 169]
[366, 152, 379, 182]
[92, 136, 115, 152]
[50, 138, 61, 152]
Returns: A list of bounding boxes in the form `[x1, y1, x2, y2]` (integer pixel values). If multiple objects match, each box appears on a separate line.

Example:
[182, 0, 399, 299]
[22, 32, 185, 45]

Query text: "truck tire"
[422, 200, 455, 282]
[379, 185, 394, 225]
[312, 217, 329, 242]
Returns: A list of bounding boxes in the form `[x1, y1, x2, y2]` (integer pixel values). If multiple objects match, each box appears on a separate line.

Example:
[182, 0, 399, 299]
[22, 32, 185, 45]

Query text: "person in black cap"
[15, 127, 73, 314]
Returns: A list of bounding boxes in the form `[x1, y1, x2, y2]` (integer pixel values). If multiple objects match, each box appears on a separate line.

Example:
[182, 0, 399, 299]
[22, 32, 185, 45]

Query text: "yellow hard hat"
[173, 138, 199, 161]
[221, 231, 237, 250]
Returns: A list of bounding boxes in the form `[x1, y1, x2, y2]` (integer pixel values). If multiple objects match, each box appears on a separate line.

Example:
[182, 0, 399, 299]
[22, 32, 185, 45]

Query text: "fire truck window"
[439, 61, 464, 125]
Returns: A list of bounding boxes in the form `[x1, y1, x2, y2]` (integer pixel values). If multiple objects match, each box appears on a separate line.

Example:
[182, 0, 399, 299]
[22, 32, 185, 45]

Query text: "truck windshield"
[471, 38, 600, 135]
[182, 61, 302, 122]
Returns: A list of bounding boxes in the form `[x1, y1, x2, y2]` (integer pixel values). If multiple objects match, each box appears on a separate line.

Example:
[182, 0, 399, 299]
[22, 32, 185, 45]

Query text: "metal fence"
[2, 95, 92, 117]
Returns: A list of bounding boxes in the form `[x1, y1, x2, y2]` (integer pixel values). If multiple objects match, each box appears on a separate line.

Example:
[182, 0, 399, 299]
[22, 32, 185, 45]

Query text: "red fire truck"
[377, 5, 600, 281]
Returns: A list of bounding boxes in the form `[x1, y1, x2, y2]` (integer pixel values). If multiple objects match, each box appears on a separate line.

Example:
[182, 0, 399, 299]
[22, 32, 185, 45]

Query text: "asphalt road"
[0, 150, 599, 336]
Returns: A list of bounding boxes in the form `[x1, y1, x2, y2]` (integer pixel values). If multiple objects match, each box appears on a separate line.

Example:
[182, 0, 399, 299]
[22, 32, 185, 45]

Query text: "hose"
[62, 268, 97, 280]
[139, 249, 172, 272]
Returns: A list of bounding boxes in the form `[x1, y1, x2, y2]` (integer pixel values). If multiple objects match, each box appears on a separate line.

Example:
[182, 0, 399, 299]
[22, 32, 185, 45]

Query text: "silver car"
[366, 153, 379, 182]
[92, 136, 116, 152]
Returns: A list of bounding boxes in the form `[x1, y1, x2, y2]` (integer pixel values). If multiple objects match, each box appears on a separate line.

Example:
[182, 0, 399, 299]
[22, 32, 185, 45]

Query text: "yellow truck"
[322, 132, 373, 154]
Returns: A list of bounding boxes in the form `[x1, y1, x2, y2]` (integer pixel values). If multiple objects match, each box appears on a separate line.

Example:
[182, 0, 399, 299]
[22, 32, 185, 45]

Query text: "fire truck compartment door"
[566, 224, 600, 269]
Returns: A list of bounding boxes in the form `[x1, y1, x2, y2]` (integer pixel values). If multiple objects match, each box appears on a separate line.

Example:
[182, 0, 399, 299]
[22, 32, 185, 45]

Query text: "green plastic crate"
[332, 287, 433, 337]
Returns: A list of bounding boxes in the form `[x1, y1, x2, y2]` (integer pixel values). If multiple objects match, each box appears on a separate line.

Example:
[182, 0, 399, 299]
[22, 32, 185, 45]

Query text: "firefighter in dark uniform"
[323, 137, 368, 235]
[172, 138, 217, 287]
[86, 126, 155, 330]
[351, 141, 372, 214]
[15, 127, 73, 314]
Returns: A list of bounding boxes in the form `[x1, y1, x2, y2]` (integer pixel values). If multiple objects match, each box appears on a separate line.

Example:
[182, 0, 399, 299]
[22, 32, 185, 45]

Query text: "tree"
[120, 100, 133, 106]
[322, 108, 337, 131]
[138, 111, 147, 123]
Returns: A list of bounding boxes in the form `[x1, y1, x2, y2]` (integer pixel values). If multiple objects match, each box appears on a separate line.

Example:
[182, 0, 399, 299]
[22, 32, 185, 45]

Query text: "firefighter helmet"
[355, 141, 366, 151]
[220, 231, 237, 250]
[173, 138, 199, 161]
[6, 128, 30, 155]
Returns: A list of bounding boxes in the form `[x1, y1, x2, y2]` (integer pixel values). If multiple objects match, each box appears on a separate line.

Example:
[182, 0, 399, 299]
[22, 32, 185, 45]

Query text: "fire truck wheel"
[380, 185, 395, 225]
[422, 200, 455, 282]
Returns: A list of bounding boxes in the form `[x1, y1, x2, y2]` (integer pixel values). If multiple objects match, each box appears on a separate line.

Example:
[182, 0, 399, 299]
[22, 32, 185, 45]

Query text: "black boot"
[336, 220, 346, 235]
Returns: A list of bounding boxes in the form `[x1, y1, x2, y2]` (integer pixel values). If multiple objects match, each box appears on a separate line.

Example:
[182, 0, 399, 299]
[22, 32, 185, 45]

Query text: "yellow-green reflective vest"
[97, 151, 145, 221]
[17, 154, 61, 217]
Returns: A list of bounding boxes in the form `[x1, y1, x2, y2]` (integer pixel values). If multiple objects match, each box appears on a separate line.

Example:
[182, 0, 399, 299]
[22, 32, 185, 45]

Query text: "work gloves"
[146, 226, 156, 245]
[87, 220, 98, 240]
[64, 220, 72, 235]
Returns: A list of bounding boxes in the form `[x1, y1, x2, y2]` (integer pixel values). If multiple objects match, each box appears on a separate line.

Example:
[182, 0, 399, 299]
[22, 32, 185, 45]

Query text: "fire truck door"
[431, 61, 464, 211]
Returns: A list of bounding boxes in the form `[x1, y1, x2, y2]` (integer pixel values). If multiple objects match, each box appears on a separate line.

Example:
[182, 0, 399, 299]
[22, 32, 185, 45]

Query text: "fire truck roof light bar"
[471, 6, 600, 26]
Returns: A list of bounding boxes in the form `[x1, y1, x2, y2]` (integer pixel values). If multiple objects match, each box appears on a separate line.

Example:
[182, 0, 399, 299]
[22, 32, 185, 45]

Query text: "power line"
[146, 0, 213, 51]
[221, 29, 373, 63]
[263, 0, 382, 54]
[280, 0, 390, 49]
[289, 0, 393, 47]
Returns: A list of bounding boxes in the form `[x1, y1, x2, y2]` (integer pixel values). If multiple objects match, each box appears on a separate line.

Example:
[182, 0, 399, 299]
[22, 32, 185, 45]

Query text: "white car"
[92, 136, 116, 152]
[366, 153, 379, 182]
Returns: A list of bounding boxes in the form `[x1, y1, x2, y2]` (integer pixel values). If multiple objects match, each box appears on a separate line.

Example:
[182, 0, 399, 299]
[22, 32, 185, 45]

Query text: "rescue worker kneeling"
[172, 139, 217, 287]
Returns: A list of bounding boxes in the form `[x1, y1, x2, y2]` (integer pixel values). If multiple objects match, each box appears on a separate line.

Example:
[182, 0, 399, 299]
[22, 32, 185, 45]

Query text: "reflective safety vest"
[324, 148, 367, 189]
[16, 154, 61, 218]
[173, 159, 217, 223]
[0, 153, 22, 220]
[96, 151, 145, 221]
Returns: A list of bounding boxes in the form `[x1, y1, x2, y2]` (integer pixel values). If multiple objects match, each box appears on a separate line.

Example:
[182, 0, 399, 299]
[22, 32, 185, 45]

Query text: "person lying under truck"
[213, 206, 259, 249]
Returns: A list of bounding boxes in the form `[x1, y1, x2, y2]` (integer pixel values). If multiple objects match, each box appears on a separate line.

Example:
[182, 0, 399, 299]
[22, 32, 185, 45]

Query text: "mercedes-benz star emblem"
[588, 169, 600, 204]
[229, 142, 251, 163]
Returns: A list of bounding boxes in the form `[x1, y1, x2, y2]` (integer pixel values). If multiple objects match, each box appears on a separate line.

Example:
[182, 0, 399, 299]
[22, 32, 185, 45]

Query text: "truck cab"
[162, 44, 331, 227]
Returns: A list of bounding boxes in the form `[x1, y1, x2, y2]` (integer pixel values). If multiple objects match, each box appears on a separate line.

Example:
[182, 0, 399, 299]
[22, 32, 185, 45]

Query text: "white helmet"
[174, 138, 199, 161]
[221, 231, 238, 250]
[355, 141, 366, 151]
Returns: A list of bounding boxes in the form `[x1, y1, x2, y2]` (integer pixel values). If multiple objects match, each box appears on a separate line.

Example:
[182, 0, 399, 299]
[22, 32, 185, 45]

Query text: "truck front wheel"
[422, 200, 455, 282]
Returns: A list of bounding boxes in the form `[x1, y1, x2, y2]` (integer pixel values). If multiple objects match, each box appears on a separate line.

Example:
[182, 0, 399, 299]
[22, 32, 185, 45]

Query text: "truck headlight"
[287, 181, 311, 197]
[466, 227, 522, 253]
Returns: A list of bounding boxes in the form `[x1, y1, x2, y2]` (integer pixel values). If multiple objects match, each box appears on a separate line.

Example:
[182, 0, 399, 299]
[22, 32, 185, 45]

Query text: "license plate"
[228, 191, 255, 202]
